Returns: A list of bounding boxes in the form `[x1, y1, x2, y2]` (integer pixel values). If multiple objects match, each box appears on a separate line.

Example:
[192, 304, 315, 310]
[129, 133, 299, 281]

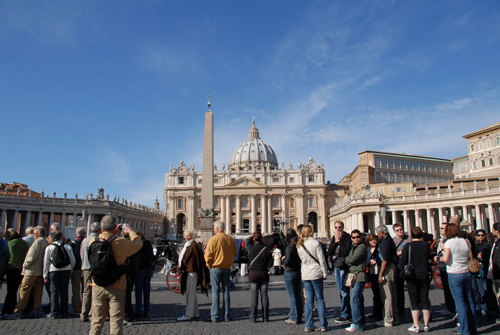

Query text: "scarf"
[178, 239, 195, 269]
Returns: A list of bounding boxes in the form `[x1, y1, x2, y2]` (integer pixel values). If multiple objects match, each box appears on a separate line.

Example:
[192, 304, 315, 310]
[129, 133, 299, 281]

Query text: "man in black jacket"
[328, 221, 352, 324]
[487, 222, 500, 323]
[70, 227, 85, 315]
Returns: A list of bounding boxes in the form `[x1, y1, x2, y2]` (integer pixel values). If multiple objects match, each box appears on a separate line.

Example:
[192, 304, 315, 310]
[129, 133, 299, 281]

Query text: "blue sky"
[1, 1, 499, 209]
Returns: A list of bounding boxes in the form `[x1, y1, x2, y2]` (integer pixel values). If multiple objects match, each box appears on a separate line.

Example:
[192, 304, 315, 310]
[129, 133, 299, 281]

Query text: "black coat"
[328, 232, 352, 269]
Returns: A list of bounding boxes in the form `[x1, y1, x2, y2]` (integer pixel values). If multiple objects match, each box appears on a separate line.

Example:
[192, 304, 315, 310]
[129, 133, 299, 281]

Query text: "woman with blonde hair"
[297, 225, 328, 332]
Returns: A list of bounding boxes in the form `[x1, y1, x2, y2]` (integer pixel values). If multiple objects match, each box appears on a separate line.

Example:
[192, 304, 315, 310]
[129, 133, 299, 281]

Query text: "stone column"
[48, 212, 54, 225]
[12, 210, 19, 230]
[357, 212, 364, 233]
[220, 195, 226, 224]
[475, 204, 482, 229]
[21, 211, 31, 234]
[462, 206, 468, 222]
[426, 208, 433, 236]
[374, 211, 380, 227]
[261, 195, 267, 234]
[403, 210, 410, 233]
[267, 196, 272, 233]
[251, 194, 256, 233]
[392, 211, 397, 225]
[0, 210, 6, 230]
[61, 213, 66, 235]
[169, 196, 176, 226]
[87, 213, 94, 237]
[37, 212, 43, 226]
[236, 195, 241, 234]
[318, 193, 325, 236]
[450, 206, 456, 217]
[488, 203, 495, 230]
[297, 194, 305, 226]
[438, 208, 444, 224]
[226, 196, 231, 229]
[73, 213, 78, 227]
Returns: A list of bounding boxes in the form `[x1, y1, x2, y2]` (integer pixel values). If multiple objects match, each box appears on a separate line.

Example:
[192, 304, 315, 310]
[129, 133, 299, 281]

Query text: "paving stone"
[1, 272, 499, 334]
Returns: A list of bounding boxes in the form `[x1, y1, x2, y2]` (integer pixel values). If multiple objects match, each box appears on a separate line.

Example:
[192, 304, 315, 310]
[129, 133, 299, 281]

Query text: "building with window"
[164, 120, 331, 236]
[329, 122, 500, 236]
[453, 121, 500, 179]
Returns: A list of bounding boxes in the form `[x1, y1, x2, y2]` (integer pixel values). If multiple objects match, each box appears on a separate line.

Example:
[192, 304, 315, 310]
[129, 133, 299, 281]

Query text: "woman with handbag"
[297, 225, 329, 332]
[345, 229, 367, 333]
[246, 231, 273, 322]
[398, 227, 432, 333]
[440, 223, 477, 335]
[365, 234, 383, 319]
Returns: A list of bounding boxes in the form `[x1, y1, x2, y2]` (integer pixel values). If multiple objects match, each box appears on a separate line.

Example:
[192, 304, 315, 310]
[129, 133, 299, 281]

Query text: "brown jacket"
[180, 242, 209, 295]
[89, 231, 143, 291]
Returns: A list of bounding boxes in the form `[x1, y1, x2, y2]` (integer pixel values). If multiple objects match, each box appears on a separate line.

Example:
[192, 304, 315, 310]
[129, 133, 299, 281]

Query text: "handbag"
[302, 245, 320, 265]
[345, 273, 357, 287]
[249, 247, 267, 269]
[400, 244, 414, 280]
[465, 239, 481, 274]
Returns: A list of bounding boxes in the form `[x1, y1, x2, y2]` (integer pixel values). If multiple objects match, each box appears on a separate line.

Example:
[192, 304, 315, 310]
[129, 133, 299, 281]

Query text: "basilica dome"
[230, 120, 278, 170]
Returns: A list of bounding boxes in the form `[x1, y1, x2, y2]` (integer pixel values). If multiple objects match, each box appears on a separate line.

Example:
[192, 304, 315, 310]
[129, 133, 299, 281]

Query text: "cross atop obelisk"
[199, 91, 215, 243]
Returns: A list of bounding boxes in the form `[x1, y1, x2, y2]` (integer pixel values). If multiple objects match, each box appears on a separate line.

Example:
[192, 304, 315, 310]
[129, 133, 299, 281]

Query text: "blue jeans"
[474, 275, 488, 313]
[303, 278, 327, 330]
[210, 268, 231, 321]
[134, 268, 153, 314]
[49, 270, 71, 317]
[334, 267, 351, 318]
[448, 272, 477, 335]
[284, 271, 303, 323]
[350, 280, 365, 327]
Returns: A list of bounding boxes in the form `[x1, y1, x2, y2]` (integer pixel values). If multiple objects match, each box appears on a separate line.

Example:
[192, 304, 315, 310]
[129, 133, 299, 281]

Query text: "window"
[178, 177, 184, 185]
[243, 197, 249, 208]
[290, 198, 295, 208]
[199, 178, 203, 184]
[232, 200, 235, 208]
[309, 197, 315, 207]
[396, 186, 402, 192]
[407, 185, 411, 192]
[231, 178, 236, 182]
[497, 138, 500, 145]
[257, 200, 261, 208]
[256, 177, 261, 182]
[479, 142, 484, 150]
[379, 188, 384, 195]
[489, 158, 494, 165]
[213, 178, 218, 184]
[308, 175, 314, 182]
[487, 139, 491, 148]
[272, 177, 279, 183]
[389, 187, 394, 193]
[473, 162, 477, 169]
[178, 199, 184, 209]
[481, 160, 486, 167]
[289, 177, 294, 183]
[213, 198, 219, 208]
[273, 197, 279, 207]
[470, 144, 475, 152]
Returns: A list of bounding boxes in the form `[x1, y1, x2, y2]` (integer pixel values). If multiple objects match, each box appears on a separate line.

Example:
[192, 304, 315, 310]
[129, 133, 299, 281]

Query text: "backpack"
[51, 243, 71, 268]
[89, 235, 127, 287]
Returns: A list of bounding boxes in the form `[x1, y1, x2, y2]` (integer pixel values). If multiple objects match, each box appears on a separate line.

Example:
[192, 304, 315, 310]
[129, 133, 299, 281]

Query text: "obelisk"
[199, 92, 215, 243]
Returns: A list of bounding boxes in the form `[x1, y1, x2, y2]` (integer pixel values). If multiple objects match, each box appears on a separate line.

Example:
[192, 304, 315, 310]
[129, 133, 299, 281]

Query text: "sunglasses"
[394, 229, 402, 232]
[352, 236, 361, 239]
[334, 226, 343, 229]
[477, 234, 485, 237]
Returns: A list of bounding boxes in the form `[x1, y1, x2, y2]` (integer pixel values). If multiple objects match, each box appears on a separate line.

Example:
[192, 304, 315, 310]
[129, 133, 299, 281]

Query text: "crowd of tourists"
[1, 215, 500, 335]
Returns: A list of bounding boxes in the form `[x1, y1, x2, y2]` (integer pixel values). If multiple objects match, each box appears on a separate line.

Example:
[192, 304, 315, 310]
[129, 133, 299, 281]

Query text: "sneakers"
[424, 325, 430, 332]
[177, 315, 192, 321]
[4, 313, 22, 320]
[346, 324, 364, 333]
[335, 316, 352, 324]
[375, 320, 393, 327]
[304, 327, 321, 332]
[285, 319, 297, 325]
[408, 325, 420, 333]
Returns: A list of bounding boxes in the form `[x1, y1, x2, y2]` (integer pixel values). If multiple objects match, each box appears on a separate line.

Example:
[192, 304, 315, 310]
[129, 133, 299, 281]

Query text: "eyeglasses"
[334, 226, 343, 229]
[394, 229, 402, 232]
[352, 236, 361, 239]
[477, 234, 485, 237]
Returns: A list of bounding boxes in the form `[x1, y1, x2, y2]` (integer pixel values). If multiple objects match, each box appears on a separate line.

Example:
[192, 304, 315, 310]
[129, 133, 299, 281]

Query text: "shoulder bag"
[400, 244, 414, 280]
[249, 246, 267, 269]
[465, 239, 481, 274]
[302, 244, 320, 265]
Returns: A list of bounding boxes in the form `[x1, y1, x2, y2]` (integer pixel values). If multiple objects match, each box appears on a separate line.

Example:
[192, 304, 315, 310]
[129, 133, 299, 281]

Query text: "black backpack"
[89, 235, 127, 287]
[71, 239, 83, 270]
[51, 243, 71, 268]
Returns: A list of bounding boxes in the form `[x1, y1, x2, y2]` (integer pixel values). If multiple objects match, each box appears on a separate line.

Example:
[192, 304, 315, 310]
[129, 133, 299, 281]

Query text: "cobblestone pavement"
[1, 272, 499, 335]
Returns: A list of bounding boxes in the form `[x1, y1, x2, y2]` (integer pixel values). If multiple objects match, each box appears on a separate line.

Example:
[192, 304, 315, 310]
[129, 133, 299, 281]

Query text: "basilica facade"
[164, 120, 330, 237]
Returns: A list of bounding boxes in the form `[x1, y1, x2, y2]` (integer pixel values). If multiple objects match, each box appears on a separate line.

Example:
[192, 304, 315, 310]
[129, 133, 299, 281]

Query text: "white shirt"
[43, 241, 76, 280]
[444, 237, 469, 274]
